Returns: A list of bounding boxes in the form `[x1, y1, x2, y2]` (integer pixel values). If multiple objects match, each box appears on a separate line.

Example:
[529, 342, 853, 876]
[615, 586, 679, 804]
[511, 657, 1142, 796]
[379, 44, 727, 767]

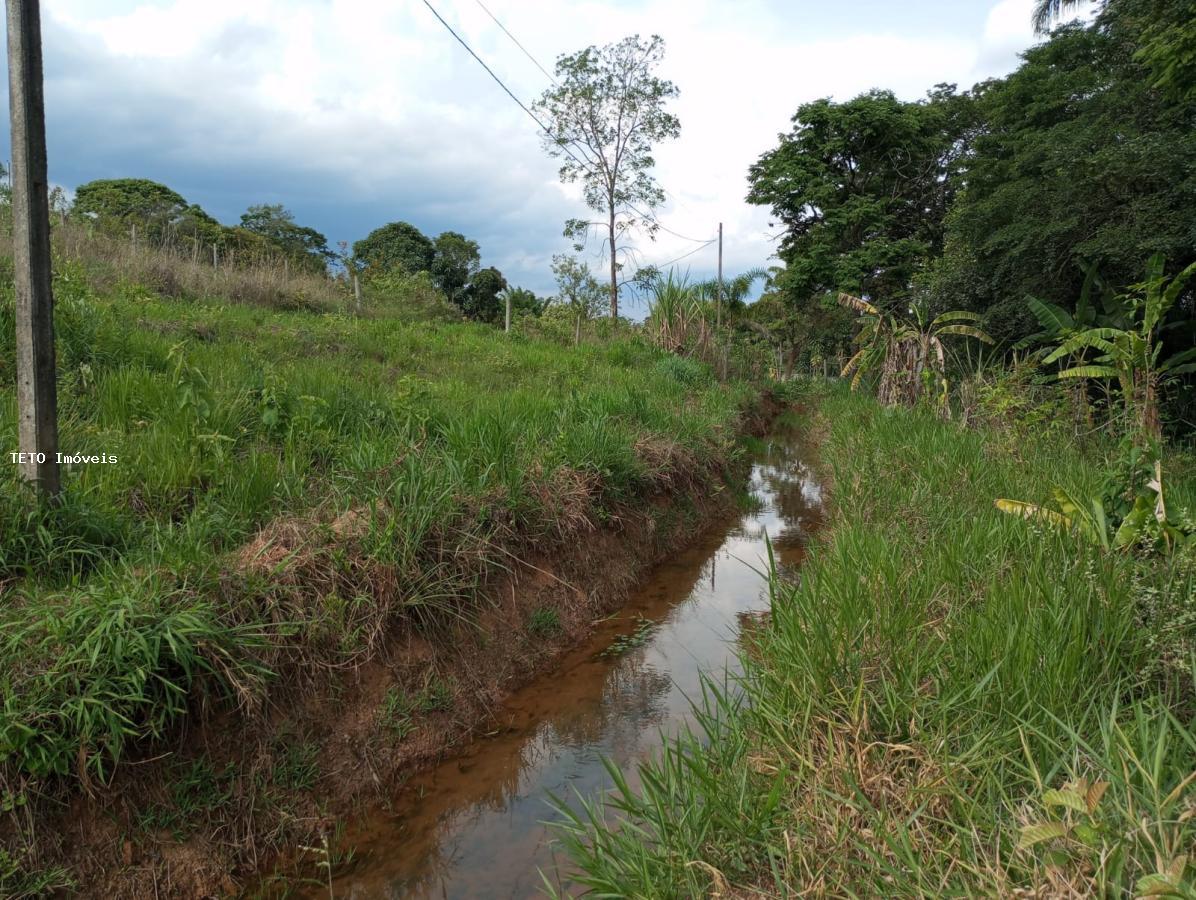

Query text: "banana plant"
[1016, 260, 1124, 354]
[838, 293, 993, 414]
[996, 457, 1193, 554]
[1043, 255, 1196, 442]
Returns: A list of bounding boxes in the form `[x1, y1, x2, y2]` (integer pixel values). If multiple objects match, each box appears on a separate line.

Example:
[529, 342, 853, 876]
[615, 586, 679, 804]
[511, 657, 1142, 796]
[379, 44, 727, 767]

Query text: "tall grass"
[0, 259, 756, 790]
[31, 217, 344, 311]
[645, 271, 774, 382]
[554, 387, 1196, 897]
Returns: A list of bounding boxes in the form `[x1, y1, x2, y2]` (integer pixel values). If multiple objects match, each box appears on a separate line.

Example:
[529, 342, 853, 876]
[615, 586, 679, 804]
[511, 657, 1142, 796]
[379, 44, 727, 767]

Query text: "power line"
[458, 0, 711, 244]
[472, 0, 556, 84]
[638, 215, 714, 244]
[419, 0, 594, 179]
[648, 238, 717, 270]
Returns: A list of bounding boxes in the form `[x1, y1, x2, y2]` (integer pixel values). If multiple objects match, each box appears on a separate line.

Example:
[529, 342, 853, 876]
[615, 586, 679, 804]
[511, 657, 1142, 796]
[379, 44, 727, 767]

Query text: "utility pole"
[716, 222, 723, 330]
[504, 292, 511, 333]
[7, 0, 60, 497]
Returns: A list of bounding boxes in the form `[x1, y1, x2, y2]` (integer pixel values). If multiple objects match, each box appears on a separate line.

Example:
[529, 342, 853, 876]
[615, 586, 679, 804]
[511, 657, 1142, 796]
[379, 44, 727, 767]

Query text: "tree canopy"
[239, 204, 332, 272]
[930, 13, 1196, 345]
[353, 221, 436, 276]
[751, 3, 1196, 359]
[535, 34, 680, 319]
[429, 231, 481, 303]
[747, 88, 968, 312]
[461, 266, 508, 323]
[73, 178, 220, 244]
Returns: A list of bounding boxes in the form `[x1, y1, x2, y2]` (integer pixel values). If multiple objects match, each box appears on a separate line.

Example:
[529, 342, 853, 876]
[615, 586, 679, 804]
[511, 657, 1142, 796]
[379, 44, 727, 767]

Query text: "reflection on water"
[307, 422, 823, 900]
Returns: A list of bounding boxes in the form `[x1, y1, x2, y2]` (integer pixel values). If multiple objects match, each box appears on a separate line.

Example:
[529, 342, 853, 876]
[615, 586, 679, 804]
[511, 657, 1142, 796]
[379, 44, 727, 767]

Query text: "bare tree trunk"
[608, 207, 618, 320]
[575, 312, 581, 346]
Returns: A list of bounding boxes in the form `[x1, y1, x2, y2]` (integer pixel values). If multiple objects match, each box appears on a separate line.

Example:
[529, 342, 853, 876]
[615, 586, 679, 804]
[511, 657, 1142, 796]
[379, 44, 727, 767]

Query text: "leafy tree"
[239, 204, 332, 272]
[353, 221, 435, 277]
[460, 266, 508, 323]
[73, 178, 219, 244]
[215, 226, 272, 260]
[747, 87, 972, 352]
[1123, 0, 1196, 101]
[429, 231, 481, 304]
[551, 254, 605, 344]
[500, 286, 544, 318]
[742, 287, 851, 377]
[932, 18, 1196, 347]
[534, 35, 681, 320]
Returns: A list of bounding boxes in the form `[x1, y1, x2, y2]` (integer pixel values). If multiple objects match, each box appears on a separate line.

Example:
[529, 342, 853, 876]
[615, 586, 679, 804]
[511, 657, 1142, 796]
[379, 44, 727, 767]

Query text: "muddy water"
[309, 422, 823, 899]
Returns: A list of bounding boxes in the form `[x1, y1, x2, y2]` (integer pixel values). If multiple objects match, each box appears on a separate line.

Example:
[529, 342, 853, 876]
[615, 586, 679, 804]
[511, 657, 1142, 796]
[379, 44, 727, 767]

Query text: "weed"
[597, 616, 656, 658]
[416, 677, 453, 713]
[272, 740, 320, 792]
[378, 688, 415, 739]
[527, 607, 562, 638]
[377, 676, 454, 739]
[136, 757, 237, 840]
[298, 821, 356, 897]
[0, 847, 73, 899]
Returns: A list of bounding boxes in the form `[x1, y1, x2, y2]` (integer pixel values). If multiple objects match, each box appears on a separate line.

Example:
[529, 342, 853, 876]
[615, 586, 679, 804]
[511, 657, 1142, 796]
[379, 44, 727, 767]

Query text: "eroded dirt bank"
[13, 396, 784, 898]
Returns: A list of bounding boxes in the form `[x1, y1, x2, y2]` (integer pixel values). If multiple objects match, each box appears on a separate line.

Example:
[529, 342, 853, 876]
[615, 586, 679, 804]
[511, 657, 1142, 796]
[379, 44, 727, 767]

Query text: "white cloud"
[33, 0, 1052, 301]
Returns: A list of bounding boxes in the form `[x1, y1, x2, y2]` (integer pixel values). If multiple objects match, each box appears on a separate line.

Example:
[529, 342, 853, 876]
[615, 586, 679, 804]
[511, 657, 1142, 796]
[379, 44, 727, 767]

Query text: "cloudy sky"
[12, 0, 1056, 305]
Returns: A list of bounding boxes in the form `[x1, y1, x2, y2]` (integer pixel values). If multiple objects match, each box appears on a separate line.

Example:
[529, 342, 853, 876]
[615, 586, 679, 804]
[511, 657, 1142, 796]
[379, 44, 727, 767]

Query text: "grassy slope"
[0, 256, 754, 801]
[557, 386, 1196, 898]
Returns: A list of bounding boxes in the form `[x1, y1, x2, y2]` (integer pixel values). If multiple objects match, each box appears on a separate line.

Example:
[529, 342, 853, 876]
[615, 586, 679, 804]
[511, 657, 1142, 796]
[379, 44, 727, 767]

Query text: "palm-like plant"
[1017, 262, 1121, 351]
[1032, 0, 1091, 34]
[1043, 254, 1196, 441]
[839, 293, 994, 413]
[696, 268, 769, 323]
[1018, 262, 1123, 428]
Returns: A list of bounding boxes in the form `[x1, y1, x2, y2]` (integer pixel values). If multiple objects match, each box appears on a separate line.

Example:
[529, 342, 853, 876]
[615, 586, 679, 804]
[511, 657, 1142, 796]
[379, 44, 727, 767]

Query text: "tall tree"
[1123, 0, 1196, 101]
[932, 16, 1196, 345]
[353, 221, 435, 276]
[239, 203, 332, 272]
[534, 34, 680, 320]
[747, 88, 971, 352]
[73, 178, 218, 244]
[461, 266, 507, 323]
[429, 231, 481, 304]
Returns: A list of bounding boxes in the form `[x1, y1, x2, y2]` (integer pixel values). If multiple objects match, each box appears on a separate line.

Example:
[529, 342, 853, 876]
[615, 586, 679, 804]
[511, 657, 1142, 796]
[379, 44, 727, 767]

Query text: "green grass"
[528, 606, 563, 639]
[135, 757, 238, 840]
[553, 386, 1196, 898]
[377, 677, 455, 740]
[0, 255, 754, 791]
